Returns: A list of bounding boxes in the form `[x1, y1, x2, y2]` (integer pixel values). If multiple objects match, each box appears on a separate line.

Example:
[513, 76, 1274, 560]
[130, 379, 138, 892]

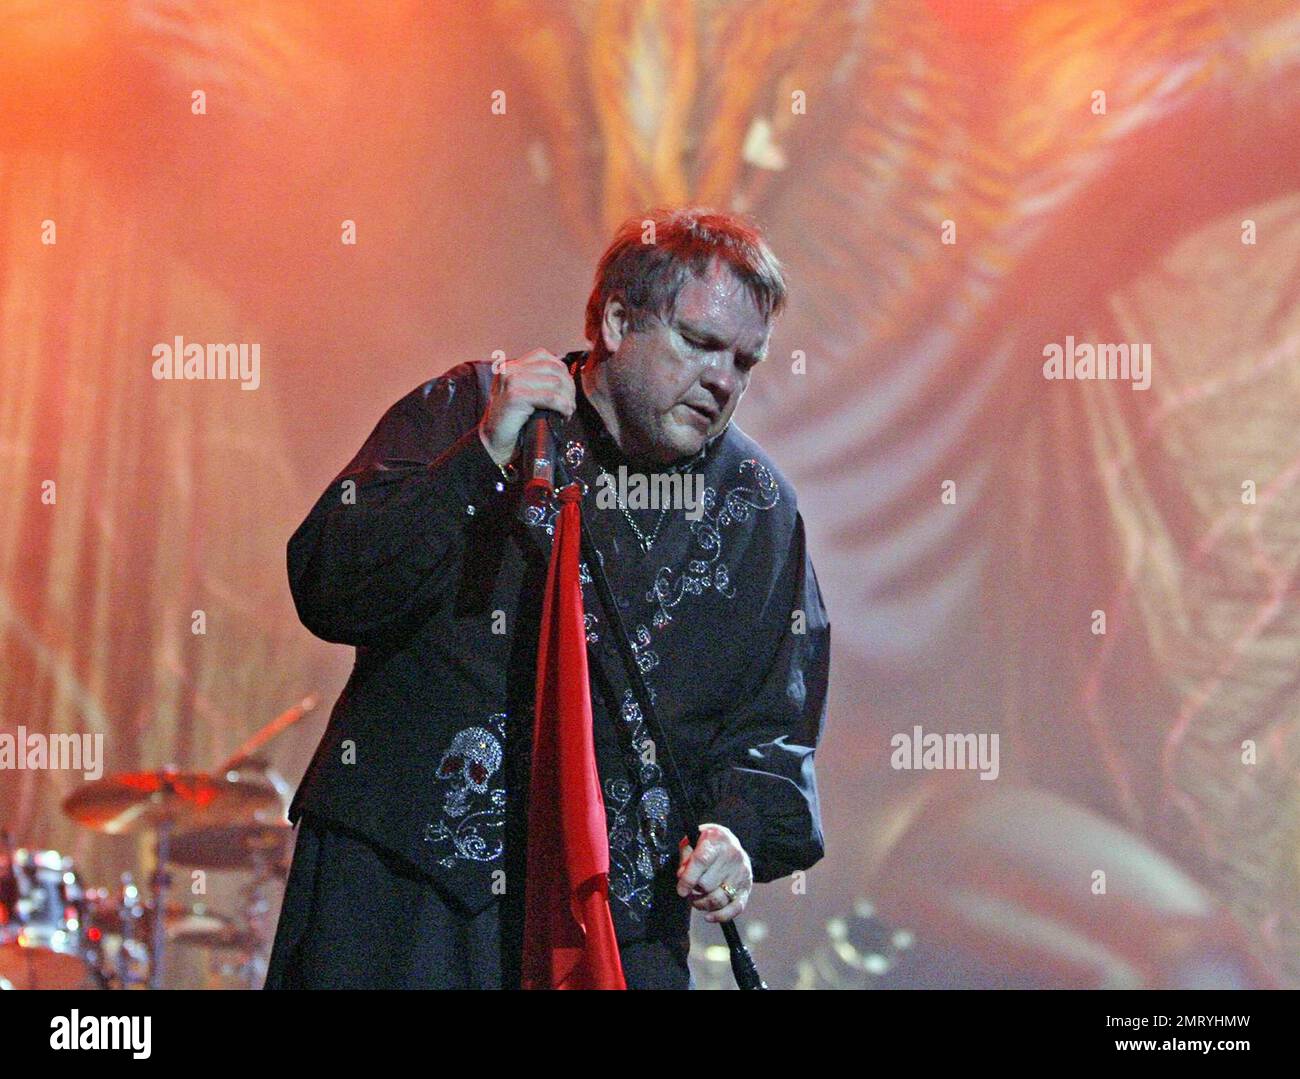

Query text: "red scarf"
[521, 483, 627, 989]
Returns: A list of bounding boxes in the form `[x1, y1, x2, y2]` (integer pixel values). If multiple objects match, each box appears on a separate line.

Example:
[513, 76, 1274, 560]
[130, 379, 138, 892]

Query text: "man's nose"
[699, 354, 738, 399]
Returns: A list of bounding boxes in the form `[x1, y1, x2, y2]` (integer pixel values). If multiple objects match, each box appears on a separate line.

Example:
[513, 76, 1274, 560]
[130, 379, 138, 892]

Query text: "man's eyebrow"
[675, 320, 766, 361]
[675, 320, 721, 343]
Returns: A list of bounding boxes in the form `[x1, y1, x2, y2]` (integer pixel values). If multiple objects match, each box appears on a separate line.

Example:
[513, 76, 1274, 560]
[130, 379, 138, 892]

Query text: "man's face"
[597, 259, 772, 465]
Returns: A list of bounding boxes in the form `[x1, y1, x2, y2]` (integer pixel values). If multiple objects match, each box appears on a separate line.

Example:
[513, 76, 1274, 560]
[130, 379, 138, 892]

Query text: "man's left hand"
[676, 823, 753, 923]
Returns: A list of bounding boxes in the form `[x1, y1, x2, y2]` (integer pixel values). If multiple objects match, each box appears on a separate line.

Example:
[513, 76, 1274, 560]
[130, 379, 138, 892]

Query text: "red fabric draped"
[521, 483, 627, 990]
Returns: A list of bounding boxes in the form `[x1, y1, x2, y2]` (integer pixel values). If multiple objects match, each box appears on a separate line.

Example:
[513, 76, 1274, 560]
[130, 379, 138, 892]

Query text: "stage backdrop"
[2, 0, 1298, 987]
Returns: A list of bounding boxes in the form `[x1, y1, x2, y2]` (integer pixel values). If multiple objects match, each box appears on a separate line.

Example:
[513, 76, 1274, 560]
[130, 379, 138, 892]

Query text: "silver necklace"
[597, 464, 669, 552]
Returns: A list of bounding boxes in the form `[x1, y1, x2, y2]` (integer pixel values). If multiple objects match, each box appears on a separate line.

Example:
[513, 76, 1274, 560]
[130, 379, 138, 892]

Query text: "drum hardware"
[61, 765, 283, 990]
[0, 846, 90, 990]
[4, 694, 318, 989]
[83, 876, 151, 989]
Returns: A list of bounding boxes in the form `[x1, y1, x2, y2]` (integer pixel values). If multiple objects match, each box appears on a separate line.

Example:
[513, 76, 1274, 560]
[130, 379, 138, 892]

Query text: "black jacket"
[285, 353, 830, 942]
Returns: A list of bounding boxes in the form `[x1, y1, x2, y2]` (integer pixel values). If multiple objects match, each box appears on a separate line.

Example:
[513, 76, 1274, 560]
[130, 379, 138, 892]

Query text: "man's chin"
[628, 418, 711, 466]
[658, 426, 708, 463]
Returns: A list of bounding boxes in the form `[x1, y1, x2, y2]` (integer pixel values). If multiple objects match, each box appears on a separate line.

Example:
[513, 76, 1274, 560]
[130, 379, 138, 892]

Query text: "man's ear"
[600, 297, 629, 356]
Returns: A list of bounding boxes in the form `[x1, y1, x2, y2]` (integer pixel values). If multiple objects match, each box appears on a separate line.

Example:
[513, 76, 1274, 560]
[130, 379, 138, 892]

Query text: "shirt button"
[617, 597, 629, 610]
[466, 504, 476, 516]
[495, 481, 505, 493]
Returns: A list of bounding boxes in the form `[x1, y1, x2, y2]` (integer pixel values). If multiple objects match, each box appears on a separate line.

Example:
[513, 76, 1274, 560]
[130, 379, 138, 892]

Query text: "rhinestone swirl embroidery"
[604, 690, 672, 919]
[521, 491, 562, 535]
[645, 458, 780, 633]
[629, 623, 660, 674]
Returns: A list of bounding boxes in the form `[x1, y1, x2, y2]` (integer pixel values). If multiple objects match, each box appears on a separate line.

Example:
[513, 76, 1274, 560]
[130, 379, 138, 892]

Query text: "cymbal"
[167, 823, 292, 871]
[167, 912, 259, 952]
[62, 769, 282, 835]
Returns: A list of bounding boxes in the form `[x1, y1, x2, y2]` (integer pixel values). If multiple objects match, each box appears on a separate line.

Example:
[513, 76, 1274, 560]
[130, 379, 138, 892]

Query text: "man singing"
[265, 207, 831, 989]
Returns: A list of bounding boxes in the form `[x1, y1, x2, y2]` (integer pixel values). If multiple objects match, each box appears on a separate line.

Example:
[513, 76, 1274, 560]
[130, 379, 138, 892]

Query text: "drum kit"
[0, 696, 316, 990]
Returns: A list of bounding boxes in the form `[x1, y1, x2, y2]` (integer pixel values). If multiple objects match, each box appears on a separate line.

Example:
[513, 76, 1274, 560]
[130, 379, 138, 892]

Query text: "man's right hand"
[478, 348, 577, 468]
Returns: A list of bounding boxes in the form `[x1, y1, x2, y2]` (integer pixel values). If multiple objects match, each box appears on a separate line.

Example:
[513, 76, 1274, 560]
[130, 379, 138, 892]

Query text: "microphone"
[517, 350, 586, 521]
[518, 407, 563, 525]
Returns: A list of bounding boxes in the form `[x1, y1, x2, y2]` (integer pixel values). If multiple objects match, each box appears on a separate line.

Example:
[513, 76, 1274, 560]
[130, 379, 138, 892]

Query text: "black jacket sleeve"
[286, 364, 506, 649]
[701, 509, 831, 883]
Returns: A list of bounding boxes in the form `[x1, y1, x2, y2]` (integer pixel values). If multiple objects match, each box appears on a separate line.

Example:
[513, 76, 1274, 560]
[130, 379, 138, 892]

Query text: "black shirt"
[285, 352, 830, 942]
